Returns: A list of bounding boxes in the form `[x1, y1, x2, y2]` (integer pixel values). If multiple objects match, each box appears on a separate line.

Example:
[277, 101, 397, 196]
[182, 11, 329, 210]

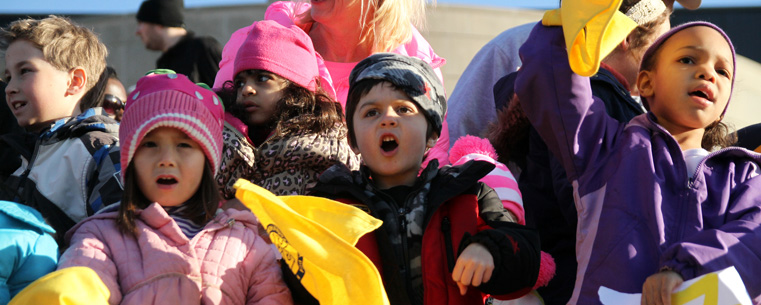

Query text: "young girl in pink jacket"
[57, 71, 293, 305]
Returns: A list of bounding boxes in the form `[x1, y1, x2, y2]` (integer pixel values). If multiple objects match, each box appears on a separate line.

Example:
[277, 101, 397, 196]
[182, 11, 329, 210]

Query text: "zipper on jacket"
[441, 216, 455, 273]
[687, 147, 745, 188]
[377, 187, 419, 302]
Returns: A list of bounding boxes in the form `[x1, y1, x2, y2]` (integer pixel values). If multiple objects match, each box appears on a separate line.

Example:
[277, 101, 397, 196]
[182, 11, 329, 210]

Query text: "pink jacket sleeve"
[57, 221, 123, 305]
[244, 224, 294, 305]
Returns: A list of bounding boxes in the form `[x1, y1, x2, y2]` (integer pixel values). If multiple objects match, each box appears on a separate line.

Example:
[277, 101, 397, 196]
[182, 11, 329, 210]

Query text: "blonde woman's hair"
[0, 15, 107, 91]
[294, 0, 431, 52]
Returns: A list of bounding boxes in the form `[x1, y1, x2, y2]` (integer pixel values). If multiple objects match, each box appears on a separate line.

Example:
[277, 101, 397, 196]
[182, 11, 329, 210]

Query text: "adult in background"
[135, 0, 222, 86]
[214, 0, 451, 166]
[446, 0, 702, 149]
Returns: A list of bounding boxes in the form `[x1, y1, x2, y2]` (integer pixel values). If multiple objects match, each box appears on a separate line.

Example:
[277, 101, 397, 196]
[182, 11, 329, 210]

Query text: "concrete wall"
[71, 4, 269, 90]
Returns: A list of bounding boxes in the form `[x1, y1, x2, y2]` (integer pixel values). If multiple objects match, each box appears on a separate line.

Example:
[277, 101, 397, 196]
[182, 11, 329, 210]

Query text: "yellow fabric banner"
[233, 179, 388, 305]
[542, 0, 638, 76]
[10, 267, 110, 305]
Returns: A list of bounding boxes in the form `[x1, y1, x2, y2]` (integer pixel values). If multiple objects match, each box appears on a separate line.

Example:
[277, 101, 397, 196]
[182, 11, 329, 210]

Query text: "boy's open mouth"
[11, 101, 27, 110]
[380, 135, 398, 152]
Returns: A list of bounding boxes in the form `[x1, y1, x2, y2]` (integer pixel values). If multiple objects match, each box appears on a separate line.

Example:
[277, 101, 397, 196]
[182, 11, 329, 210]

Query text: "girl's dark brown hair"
[703, 118, 736, 150]
[272, 79, 344, 137]
[224, 74, 344, 140]
[117, 159, 220, 237]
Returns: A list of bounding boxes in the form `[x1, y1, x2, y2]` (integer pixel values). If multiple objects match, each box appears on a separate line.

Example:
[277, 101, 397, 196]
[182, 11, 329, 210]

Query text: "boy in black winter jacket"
[311, 53, 553, 305]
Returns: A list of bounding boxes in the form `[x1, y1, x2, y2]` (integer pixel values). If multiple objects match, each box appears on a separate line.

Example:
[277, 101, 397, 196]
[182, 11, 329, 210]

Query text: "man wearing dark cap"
[135, 0, 222, 86]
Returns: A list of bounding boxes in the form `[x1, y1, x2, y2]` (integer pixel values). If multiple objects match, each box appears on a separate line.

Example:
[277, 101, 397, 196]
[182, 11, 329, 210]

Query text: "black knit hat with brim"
[136, 0, 184, 28]
[347, 53, 446, 136]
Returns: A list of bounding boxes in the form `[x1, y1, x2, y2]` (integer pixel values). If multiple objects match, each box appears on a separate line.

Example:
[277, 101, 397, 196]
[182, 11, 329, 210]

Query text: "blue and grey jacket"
[1, 108, 122, 246]
[516, 24, 761, 304]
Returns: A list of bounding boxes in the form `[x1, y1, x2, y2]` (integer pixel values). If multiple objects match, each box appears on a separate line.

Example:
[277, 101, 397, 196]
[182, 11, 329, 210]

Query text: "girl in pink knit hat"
[215, 20, 360, 199]
[57, 71, 294, 305]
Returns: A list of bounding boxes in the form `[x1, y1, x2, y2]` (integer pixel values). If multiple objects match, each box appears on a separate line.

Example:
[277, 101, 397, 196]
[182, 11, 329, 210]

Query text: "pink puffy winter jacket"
[58, 203, 293, 305]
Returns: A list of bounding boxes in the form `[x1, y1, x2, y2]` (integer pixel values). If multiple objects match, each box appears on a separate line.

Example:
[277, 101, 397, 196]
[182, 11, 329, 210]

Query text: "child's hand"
[452, 243, 494, 295]
[641, 270, 683, 305]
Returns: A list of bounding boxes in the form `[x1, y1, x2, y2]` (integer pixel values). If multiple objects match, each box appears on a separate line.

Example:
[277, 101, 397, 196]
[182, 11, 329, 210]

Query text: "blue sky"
[2, 0, 759, 15]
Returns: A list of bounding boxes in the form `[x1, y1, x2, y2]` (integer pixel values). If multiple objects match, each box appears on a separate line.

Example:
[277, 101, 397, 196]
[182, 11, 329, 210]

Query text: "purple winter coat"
[515, 23, 761, 304]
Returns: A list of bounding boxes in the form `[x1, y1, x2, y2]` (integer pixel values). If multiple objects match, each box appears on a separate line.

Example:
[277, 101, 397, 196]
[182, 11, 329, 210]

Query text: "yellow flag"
[233, 179, 388, 305]
[10, 267, 110, 305]
[542, 0, 638, 76]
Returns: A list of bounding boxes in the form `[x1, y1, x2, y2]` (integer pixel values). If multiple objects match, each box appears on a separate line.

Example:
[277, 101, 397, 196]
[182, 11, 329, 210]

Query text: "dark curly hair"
[222, 75, 344, 144]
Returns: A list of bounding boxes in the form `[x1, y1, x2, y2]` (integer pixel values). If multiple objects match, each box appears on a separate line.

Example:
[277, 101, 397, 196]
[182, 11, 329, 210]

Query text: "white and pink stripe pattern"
[450, 136, 525, 224]
[120, 73, 225, 178]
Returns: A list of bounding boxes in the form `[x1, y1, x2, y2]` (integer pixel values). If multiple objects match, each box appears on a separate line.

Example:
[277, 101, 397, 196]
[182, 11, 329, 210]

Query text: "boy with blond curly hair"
[1, 15, 122, 246]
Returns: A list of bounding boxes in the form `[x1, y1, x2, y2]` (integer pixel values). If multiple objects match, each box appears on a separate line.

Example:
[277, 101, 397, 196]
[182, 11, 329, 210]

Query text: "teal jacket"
[0, 200, 58, 304]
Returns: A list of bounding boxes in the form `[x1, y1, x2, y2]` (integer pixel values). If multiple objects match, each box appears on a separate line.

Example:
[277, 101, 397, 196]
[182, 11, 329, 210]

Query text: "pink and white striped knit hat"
[119, 72, 224, 178]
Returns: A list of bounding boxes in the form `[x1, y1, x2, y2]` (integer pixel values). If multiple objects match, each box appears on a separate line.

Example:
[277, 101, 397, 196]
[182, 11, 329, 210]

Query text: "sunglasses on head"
[103, 94, 125, 115]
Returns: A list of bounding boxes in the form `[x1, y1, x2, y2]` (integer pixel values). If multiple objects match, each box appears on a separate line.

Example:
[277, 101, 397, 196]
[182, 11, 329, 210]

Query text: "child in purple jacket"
[516, 19, 761, 305]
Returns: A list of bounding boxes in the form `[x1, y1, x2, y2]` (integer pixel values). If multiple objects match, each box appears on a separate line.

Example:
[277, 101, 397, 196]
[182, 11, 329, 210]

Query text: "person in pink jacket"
[57, 71, 293, 305]
[213, 0, 451, 167]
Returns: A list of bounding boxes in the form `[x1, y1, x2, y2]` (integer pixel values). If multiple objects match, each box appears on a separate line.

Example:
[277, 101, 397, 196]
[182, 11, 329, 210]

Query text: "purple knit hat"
[119, 72, 225, 178]
[639, 21, 736, 116]
[234, 20, 319, 92]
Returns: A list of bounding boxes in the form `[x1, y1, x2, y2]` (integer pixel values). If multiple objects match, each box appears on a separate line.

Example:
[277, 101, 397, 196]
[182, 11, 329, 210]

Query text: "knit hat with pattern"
[119, 72, 224, 177]
[346, 53, 447, 143]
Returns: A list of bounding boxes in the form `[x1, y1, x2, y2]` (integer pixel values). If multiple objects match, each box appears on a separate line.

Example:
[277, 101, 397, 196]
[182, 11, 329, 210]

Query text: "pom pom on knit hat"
[136, 0, 184, 28]
[449, 135, 499, 164]
[234, 20, 320, 92]
[119, 70, 224, 177]
[533, 251, 557, 290]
